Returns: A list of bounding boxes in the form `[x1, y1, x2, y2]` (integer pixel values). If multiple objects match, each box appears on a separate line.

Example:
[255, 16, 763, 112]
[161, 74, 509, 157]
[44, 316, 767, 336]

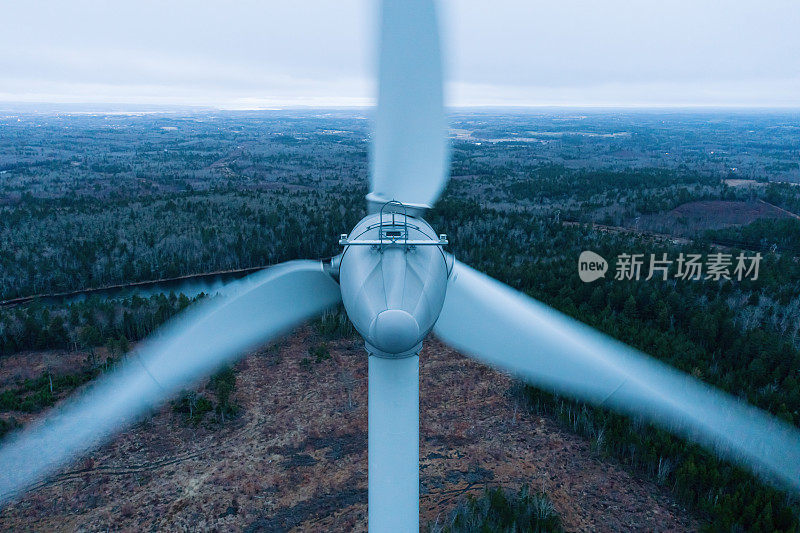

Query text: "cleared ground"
[633, 200, 794, 236]
[0, 330, 698, 532]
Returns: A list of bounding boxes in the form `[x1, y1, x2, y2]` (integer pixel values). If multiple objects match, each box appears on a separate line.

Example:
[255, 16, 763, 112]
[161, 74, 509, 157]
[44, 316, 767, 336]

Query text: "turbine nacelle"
[336, 204, 450, 357]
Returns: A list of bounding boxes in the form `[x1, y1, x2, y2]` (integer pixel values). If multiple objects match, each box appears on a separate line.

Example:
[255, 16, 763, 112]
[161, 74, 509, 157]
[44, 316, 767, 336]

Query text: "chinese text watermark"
[579, 251, 761, 282]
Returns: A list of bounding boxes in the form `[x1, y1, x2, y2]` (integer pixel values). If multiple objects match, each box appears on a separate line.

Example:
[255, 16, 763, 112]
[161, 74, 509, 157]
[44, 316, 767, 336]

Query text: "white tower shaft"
[368, 354, 419, 532]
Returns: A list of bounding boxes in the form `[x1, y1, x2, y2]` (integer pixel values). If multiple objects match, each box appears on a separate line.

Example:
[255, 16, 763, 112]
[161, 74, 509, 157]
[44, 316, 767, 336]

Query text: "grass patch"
[429, 486, 563, 533]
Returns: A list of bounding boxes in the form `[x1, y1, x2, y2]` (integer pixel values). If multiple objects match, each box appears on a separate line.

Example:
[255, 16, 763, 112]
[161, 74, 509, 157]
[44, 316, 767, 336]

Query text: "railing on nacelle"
[339, 200, 447, 251]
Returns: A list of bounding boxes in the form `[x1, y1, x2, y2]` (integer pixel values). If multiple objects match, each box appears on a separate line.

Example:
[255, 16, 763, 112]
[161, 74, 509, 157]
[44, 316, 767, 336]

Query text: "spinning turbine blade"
[76, 272, 258, 302]
[434, 260, 800, 491]
[369, 0, 449, 210]
[0, 261, 341, 505]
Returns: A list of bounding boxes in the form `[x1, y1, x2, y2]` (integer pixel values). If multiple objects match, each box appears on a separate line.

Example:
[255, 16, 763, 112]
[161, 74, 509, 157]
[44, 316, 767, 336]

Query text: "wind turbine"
[1, 0, 800, 531]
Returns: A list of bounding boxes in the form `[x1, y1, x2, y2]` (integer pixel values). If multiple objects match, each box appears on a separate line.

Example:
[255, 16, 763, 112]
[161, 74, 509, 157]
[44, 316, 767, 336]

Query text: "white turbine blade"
[369, 0, 449, 210]
[434, 260, 800, 491]
[368, 355, 419, 533]
[0, 261, 341, 505]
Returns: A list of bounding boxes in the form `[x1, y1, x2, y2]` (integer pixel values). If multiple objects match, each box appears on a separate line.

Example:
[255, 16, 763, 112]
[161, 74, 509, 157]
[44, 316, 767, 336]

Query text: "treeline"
[522, 387, 795, 532]
[0, 292, 201, 355]
[506, 165, 719, 202]
[706, 218, 800, 257]
[765, 183, 800, 215]
[0, 189, 365, 300]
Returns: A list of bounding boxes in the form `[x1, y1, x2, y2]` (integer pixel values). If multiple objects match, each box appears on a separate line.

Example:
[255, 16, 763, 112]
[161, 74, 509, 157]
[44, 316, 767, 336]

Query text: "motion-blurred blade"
[76, 270, 263, 302]
[368, 0, 449, 211]
[0, 261, 341, 505]
[0, 271, 253, 308]
[434, 260, 800, 491]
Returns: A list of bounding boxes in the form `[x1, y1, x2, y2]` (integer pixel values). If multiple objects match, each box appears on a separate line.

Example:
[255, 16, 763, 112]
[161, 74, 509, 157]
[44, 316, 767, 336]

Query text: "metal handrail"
[338, 199, 448, 249]
[378, 199, 409, 250]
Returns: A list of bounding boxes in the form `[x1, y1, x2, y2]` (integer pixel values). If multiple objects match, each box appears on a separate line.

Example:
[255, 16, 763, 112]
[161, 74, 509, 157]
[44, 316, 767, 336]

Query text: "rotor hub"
[370, 309, 420, 354]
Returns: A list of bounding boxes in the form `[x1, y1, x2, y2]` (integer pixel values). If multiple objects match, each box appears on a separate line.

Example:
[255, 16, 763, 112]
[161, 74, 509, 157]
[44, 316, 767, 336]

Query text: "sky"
[1, 0, 799, 108]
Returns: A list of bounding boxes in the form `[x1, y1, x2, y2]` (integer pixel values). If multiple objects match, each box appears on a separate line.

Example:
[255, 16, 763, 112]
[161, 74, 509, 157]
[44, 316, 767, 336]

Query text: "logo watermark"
[578, 251, 609, 282]
[578, 251, 761, 282]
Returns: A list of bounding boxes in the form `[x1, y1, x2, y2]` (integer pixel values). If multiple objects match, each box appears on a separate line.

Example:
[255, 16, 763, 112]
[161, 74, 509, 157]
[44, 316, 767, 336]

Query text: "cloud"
[450, 78, 800, 108]
[1, 0, 798, 108]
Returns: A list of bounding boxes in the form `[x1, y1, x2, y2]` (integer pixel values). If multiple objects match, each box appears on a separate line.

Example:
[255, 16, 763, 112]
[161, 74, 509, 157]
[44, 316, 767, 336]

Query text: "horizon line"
[3, 101, 800, 114]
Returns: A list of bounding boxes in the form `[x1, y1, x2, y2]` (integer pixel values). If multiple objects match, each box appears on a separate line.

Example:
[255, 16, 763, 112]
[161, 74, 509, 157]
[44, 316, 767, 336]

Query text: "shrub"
[173, 391, 214, 423]
[0, 417, 20, 439]
[309, 343, 330, 363]
[313, 307, 357, 339]
[210, 365, 238, 422]
[430, 486, 563, 533]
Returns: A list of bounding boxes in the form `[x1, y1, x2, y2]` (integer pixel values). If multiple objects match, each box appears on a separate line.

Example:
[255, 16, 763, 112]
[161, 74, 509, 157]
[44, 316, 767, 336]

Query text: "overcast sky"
[2, 1, 798, 108]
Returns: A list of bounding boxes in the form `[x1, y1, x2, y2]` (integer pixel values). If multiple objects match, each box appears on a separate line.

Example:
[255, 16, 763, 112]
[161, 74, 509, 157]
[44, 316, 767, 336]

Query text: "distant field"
[724, 179, 766, 188]
[633, 200, 795, 236]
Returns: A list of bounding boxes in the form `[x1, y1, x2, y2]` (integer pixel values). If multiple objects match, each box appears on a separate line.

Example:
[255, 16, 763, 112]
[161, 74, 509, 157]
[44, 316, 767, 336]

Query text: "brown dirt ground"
[0, 349, 91, 389]
[0, 330, 700, 532]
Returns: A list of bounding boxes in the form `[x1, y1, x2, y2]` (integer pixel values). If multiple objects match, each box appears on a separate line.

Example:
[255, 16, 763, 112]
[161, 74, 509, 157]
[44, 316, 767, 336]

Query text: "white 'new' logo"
[578, 251, 608, 282]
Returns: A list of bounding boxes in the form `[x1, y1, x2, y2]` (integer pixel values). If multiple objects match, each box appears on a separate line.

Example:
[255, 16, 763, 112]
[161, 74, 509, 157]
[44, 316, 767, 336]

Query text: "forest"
[1, 109, 800, 531]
